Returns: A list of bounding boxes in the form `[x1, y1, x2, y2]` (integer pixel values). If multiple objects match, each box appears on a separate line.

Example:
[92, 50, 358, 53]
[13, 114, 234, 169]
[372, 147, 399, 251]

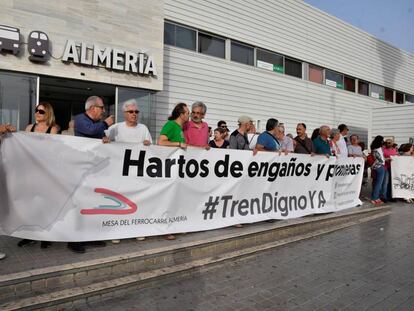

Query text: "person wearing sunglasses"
[18, 103, 59, 249]
[102, 99, 152, 244]
[74, 96, 114, 138]
[103, 99, 152, 145]
[25, 102, 59, 134]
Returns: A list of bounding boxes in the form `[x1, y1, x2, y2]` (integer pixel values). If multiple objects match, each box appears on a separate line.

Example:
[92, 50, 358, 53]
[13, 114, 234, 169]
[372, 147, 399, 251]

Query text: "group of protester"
[1, 97, 413, 258]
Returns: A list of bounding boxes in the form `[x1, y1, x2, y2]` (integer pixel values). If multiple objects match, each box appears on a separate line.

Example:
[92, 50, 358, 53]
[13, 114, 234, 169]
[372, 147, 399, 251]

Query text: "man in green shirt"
[157, 103, 190, 241]
[158, 102, 189, 148]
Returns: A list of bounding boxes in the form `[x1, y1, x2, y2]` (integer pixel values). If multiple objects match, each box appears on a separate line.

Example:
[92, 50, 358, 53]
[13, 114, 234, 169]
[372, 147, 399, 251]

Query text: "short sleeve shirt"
[183, 120, 209, 147]
[313, 136, 332, 155]
[106, 122, 152, 144]
[160, 120, 185, 143]
[257, 132, 280, 151]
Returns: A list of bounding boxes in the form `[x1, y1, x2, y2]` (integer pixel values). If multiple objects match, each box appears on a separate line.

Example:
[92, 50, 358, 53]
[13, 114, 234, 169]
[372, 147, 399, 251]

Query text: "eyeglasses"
[191, 111, 204, 115]
[125, 110, 139, 114]
[35, 109, 46, 115]
[94, 105, 104, 110]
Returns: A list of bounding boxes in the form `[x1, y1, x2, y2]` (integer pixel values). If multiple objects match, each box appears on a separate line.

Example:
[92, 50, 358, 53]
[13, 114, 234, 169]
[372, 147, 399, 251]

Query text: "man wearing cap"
[229, 116, 252, 150]
[337, 124, 349, 158]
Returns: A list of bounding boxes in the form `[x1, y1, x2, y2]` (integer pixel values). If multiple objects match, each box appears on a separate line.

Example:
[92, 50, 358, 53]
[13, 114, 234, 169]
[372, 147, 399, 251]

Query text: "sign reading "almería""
[62, 40, 157, 76]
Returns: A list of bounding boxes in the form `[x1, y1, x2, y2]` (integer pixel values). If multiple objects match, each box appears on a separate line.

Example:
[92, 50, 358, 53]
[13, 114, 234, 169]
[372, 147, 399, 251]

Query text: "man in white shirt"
[102, 99, 151, 243]
[103, 99, 152, 145]
[337, 124, 349, 158]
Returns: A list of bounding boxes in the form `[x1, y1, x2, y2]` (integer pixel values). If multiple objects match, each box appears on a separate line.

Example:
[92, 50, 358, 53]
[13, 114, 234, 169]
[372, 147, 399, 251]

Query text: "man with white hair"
[103, 99, 151, 244]
[103, 99, 152, 145]
[278, 123, 294, 153]
[74, 96, 114, 138]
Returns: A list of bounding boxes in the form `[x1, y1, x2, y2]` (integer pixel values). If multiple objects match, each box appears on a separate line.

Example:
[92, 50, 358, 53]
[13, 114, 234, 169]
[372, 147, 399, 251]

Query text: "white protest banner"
[391, 156, 414, 198]
[0, 133, 363, 242]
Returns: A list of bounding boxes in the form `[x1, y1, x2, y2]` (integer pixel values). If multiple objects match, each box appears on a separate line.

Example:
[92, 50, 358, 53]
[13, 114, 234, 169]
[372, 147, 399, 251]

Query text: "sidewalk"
[0, 184, 378, 276]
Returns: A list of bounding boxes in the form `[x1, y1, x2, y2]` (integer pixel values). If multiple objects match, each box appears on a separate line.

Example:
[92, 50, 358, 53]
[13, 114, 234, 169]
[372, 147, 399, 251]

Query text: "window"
[231, 42, 254, 66]
[0, 71, 37, 130]
[256, 49, 284, 73]
[285, 58, 302, 78]
[385, 88, 393, 102]
[198, 33, 225, 58]
[164, 22, 196, 51]
[325, 70, 344, 89]
[406, 94, 414, 104]
[344, 76, 355, 92]
[309, 65, 323, 84]
[370, 84, 385, 100]
[396, 92, 404, 104]
[164, 23, 175, 46]
[358, 80, 369, 96]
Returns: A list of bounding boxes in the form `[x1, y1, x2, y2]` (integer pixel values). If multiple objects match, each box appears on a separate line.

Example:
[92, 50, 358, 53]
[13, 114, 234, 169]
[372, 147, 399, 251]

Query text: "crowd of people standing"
[1, 96, 413, 257]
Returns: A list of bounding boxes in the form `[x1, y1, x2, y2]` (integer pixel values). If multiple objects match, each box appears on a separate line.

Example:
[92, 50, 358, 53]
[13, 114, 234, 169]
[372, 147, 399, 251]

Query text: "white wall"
[165, 0, 414, 94]
[154, 46, 388, 143]
[155, 0, 413, 144]
[372, 105, 414, 145]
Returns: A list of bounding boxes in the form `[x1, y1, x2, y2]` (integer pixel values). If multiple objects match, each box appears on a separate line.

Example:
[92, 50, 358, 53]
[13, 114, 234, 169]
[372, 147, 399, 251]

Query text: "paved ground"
[79, 201, 414, 311]
[0, 186, 373, 275]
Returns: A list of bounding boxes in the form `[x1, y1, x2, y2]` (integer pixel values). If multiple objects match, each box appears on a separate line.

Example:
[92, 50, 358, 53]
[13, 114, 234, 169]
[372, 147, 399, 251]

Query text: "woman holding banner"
[18, 102, 59, 248]
[25, 102, 59, 134]
[158, 102, 190, 240]
[370, 136, 387, 205]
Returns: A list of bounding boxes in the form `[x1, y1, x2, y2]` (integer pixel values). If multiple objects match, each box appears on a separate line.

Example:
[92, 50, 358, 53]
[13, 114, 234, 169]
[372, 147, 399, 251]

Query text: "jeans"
[372, 166, 388, 200]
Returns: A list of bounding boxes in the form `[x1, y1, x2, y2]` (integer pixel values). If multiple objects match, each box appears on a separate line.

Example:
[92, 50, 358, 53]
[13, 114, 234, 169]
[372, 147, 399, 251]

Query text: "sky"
[304, 0, 414, 54]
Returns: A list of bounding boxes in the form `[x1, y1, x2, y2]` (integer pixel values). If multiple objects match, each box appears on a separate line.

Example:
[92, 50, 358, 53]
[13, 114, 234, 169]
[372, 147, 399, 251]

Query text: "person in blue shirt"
[255, 118, 281, 153]
[313, 125, 332, 156]
[74, 96, 114, 138]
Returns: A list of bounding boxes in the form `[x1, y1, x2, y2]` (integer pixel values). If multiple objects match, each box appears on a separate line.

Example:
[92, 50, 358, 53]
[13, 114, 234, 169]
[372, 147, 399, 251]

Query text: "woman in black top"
[25, 102, 59, 134]
[209, 127, 229, 149]
[19, 102, 59, 249]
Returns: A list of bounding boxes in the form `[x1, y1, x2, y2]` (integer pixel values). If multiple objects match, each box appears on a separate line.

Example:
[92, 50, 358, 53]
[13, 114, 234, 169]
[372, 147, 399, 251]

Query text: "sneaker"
[111, 240, 120, 244]
[17, 239, 36, 247]
[68, 242, 86, 254]
[136, 237, 146, 241]
[0, 252, 5, 260]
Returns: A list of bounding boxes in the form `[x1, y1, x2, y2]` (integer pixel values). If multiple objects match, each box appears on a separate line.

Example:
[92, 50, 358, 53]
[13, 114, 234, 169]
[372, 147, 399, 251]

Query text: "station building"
[0, 0, 413, 145]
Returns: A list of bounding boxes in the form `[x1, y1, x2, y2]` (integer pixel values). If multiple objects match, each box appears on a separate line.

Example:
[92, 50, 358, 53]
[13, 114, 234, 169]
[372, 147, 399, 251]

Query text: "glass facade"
[0, 71, 37, 130]
[116, 87, 153, 136]
[198, 33, 225, 58]
[256, 49, 284, 73]
[231, 42, 254, 66]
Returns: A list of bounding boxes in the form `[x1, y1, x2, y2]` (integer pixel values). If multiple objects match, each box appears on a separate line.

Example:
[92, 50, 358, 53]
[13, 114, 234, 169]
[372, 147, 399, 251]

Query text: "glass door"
[116, 86, 154, 138]
[0, 71, 38, 130]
